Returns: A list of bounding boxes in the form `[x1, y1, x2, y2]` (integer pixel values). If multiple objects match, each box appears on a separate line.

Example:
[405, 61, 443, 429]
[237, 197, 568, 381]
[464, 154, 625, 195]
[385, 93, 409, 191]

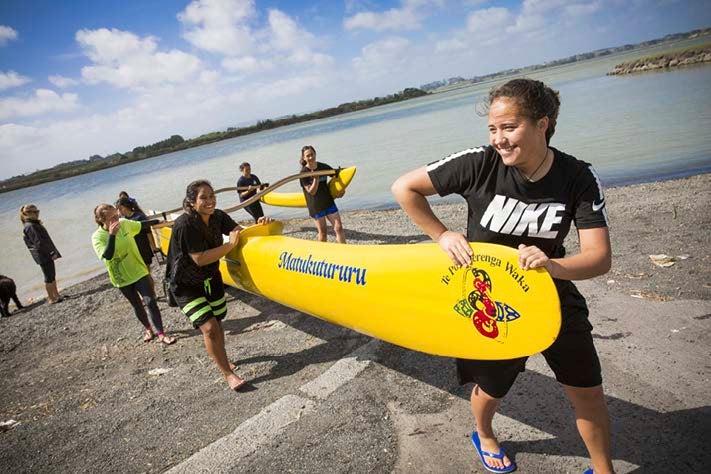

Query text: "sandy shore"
[0, 173, 709, 473]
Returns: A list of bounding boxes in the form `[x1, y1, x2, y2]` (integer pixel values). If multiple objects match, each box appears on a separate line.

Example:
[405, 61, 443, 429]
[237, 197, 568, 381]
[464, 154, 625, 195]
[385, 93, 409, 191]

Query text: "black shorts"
[457, 309, 602, 398]
[173, 273, 227, 329]
[39, 260, 56, 283]
[244, 202, 264, 223]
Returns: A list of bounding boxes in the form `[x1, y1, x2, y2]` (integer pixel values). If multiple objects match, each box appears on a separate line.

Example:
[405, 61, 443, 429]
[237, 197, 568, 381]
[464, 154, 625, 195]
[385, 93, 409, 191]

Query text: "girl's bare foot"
[226, 373, 246, 391]
[143, 330, 154, 343]
[157, 334, 176, 345]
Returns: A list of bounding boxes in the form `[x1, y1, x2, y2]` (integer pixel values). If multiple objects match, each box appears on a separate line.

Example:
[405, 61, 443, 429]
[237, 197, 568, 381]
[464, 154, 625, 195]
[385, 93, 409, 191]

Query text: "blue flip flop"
[583, 469, 593, 474]
[471, 431, 517, 473]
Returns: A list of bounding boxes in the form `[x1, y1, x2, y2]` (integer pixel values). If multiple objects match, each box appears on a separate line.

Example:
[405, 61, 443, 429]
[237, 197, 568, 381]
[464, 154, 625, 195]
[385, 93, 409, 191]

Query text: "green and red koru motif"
[453, 268, 522, 339]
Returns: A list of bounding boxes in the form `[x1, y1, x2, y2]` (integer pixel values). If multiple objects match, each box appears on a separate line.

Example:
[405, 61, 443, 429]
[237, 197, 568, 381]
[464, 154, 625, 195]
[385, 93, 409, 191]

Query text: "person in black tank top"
[392, 79, 614, 474]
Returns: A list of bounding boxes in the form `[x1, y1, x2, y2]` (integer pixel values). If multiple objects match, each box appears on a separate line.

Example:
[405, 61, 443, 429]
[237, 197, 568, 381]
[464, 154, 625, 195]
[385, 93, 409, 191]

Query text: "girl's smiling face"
[193, 185, 216, 217]
[488, 97, 548, 169]
[302, 148, 316, 167]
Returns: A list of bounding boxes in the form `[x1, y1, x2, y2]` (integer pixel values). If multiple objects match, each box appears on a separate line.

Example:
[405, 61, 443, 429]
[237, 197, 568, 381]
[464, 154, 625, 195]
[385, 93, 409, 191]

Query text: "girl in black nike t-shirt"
[392, 79, 614, 474]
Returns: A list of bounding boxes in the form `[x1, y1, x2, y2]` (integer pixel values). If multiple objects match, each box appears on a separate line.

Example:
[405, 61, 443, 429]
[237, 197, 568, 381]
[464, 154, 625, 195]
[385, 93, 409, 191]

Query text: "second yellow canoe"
[259, 166, 356, 208]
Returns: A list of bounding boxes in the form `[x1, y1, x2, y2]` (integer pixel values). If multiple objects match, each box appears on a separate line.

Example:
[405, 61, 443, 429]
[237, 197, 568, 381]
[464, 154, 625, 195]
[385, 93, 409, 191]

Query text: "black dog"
[0, 275, 24, 317]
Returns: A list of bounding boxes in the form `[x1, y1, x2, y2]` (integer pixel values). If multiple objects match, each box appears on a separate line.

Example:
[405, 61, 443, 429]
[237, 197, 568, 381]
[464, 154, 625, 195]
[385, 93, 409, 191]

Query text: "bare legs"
[314, 217, 328, 242]
[313, 213, 346, 243]
[470, 385, 512, 470]
[199, 318, 244, 390]
[45, 280, 60, 303]
[563, 384, 615, 474]
[470, 383, 614, 473]
[326, 213, 346, 243]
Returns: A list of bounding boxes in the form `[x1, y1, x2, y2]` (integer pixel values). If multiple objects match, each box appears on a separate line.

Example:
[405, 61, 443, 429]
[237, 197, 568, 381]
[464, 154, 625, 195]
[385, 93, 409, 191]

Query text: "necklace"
[520, 148, 549, 182]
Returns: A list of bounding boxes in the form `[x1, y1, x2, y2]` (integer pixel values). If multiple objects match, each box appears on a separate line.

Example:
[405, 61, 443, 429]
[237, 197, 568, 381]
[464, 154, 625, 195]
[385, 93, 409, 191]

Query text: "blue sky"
[0, 0, 709, 179]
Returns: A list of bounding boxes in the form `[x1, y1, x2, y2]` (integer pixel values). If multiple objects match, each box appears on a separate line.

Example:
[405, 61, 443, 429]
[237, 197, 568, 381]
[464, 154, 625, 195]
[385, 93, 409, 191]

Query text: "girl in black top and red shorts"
[393, 79, 614, 474]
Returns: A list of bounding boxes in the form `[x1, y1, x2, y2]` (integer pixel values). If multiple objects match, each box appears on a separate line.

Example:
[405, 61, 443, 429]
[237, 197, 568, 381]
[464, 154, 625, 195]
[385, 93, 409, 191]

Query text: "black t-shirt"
[236, 174, 261, 202]
[427, 145, 608, 312]
[166, 209, 238, 286]
[300, 162, 335, 217]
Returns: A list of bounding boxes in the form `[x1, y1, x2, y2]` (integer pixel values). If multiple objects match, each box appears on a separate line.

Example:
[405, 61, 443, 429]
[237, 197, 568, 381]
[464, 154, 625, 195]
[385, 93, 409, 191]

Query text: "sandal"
[471, 432, 516, 473]
[143, 332, 154, 343]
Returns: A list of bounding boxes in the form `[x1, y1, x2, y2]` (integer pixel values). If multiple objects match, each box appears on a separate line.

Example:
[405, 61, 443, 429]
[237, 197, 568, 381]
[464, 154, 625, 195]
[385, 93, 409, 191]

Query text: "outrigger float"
[150, 168, 561, 360]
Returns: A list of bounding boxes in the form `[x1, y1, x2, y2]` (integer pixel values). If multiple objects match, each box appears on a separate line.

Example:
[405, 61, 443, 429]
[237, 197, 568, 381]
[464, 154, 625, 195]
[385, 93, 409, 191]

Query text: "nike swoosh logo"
[592, 199, 605, 212]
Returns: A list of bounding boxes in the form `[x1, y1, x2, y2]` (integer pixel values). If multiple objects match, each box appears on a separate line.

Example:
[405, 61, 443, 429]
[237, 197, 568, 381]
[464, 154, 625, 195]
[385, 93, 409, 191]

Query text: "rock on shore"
[608, 44, 711, 75]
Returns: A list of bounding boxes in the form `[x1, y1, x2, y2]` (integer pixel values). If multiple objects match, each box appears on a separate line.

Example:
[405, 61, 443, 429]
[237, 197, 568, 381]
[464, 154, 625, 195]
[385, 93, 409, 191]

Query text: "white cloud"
[467, 7, 512, 33]
[434, 6, 512, 52]
[266, 9, 334, 66]
[0, 89, 79, 120]
[48, 75, 79, 88]
[353, 37, 412, 79]
[222, 55, 275, 73]
[513, 2, 602, 35]
[253, 74, 327, 101]
[521, 0, 569, 14]
[565, 1, 603, 17]
[76, 28, 202, 88]
[435, 38, 467, 52]
[0, 123, 46, 151]
[344, 0, 443, 31]
[178, 0, 256, 56]
[268, 9, 311, 51]
[0, 71, 31, 90]
[345, 9, 420, 31]
[287, 50, 334, 66]
[506, 12, 546, 35]
[0, 25, 18, 46]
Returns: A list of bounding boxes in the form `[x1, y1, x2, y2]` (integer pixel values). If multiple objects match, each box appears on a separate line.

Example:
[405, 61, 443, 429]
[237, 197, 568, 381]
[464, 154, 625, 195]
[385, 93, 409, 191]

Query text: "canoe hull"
[159, 221, 561, 359]
[260, 166, 356, 208]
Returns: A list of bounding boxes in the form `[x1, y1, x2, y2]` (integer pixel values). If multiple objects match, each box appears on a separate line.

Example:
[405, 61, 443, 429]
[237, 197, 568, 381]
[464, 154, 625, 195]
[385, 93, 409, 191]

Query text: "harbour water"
[2, 38, 710, 300]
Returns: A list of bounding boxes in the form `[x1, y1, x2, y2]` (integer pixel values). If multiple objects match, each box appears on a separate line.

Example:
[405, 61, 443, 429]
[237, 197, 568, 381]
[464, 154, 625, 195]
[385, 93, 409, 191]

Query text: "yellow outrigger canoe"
[155, 220, 561, 360]
[259, 166, 357, 208]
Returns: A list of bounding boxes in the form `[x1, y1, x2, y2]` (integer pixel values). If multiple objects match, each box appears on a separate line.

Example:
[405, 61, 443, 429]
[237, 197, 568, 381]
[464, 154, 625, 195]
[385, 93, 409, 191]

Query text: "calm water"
[2, 39, 711, 300]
